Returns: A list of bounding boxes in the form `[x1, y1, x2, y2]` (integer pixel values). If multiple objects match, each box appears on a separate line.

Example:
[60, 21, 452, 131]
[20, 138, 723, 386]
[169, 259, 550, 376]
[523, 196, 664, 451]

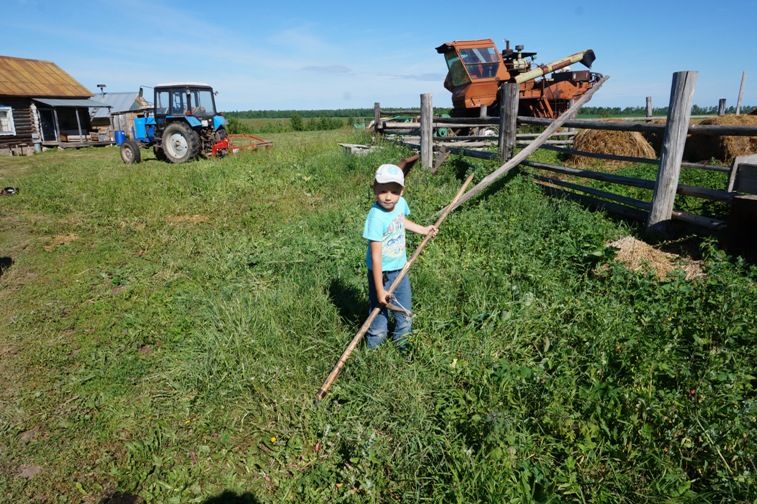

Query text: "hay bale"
[568, 129, 656, 169]
[684, 115, 757, 163]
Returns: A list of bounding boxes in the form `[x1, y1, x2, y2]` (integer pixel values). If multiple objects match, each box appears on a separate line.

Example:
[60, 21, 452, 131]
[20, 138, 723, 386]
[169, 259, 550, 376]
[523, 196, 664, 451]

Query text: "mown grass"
[0, 130, 754, 502]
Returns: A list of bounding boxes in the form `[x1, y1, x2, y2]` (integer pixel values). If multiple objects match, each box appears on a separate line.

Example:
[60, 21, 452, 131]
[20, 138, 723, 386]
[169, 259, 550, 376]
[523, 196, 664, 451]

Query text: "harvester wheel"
[162, 122, 200, 164]
[120, 139, 141, 164]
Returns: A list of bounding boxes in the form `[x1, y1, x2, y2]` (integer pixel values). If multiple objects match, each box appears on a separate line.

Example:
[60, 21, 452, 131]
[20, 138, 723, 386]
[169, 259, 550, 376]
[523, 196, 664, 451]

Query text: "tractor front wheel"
[120, 139, 141, 164]
[161, 122, 200, 164]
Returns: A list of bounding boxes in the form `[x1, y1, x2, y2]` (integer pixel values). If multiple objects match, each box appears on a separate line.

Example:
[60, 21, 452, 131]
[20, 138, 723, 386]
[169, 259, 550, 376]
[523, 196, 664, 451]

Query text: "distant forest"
[224, 105, 753, 118]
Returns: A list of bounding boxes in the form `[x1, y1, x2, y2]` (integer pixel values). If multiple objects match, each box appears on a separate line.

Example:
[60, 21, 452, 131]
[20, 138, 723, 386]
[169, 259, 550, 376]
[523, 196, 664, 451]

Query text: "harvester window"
[444, 53, 469, 87]
[459, 47, 499, 80]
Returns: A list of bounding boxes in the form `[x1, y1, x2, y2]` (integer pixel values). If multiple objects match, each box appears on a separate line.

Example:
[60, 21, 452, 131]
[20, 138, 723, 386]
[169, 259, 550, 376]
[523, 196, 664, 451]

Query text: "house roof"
[90, 92, 152, 118]
[34, 98, 109, 108]
[0, 55, 92, 98]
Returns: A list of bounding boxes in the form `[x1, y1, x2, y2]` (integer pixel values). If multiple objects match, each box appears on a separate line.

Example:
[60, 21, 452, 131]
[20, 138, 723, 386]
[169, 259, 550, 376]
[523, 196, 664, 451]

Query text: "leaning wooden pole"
[444, 75, 609, 214]
[315, 174, 474, 402]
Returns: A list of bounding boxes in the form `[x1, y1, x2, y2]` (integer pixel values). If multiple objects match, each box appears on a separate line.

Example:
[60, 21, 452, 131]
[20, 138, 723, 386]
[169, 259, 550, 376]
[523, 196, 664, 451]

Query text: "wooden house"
[0, 55, 110, 154]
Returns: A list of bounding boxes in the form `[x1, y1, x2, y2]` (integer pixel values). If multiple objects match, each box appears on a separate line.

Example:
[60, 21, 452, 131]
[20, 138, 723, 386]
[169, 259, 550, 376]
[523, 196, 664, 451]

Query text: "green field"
[0, 130, 754, 502]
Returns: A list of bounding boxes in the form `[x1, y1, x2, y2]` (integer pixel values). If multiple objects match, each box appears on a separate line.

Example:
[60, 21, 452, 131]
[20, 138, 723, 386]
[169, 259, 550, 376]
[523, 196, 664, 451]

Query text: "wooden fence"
[373, 71, 757, 236]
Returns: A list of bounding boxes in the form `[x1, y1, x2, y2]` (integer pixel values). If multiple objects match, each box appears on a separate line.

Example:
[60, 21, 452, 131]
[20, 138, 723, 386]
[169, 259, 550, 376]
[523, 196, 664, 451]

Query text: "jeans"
[366, 269, 412, 349]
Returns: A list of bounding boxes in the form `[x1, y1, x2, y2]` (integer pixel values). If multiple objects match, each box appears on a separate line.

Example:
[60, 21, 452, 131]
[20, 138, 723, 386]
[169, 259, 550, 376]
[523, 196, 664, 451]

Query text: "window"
[170, 91, 186, 115]
[189, 89, 215, 116]
[0, 107, 16, 135]
[155, 90, 170, 114]
[444, 53, 469, 87]
[459, 47, 499, 80]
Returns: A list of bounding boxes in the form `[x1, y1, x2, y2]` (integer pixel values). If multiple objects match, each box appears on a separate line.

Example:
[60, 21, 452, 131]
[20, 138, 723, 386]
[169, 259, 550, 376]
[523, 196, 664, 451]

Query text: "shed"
[89, 91, 151, 140]
[0, 55, 109, 154]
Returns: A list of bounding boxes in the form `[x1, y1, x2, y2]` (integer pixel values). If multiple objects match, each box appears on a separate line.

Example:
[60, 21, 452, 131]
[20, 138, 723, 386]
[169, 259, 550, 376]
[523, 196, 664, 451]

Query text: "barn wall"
[0, 96, 34, 149]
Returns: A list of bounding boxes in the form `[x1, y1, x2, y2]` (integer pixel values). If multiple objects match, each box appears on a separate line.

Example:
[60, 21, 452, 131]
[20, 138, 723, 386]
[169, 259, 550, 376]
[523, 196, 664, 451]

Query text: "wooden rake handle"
[316, 174, 474, 401]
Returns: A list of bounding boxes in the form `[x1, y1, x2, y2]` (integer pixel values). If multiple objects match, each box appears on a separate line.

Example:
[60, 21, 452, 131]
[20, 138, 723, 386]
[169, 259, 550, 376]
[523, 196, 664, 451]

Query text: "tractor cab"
[154, 83, 218, 119]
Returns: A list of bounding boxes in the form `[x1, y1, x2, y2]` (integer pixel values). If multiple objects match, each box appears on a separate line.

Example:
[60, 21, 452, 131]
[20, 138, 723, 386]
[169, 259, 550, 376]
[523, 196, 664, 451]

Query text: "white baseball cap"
[374, 164, 404, 186]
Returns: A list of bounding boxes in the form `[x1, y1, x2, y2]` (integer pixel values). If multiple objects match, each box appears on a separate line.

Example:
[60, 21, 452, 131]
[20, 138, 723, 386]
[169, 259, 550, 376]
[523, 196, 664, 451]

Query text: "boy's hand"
[376, 287, 391, 305]
[425, 225, 438, 237]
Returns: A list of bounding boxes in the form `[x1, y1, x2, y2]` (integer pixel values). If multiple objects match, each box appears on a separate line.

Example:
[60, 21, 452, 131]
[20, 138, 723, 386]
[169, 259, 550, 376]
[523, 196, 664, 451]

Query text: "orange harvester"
[436, 39, 600, 118]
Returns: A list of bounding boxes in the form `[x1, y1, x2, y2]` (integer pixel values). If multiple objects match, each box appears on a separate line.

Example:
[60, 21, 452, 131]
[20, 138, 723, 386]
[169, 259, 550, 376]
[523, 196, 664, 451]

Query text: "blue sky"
[5, 0, 755, 111]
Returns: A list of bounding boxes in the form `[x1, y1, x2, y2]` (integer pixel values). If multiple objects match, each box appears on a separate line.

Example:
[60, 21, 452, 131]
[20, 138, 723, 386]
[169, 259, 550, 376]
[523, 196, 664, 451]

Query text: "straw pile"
[684, 115, 757, 163]
[568, 129, 656, 169]
[603, 236, 704, 281]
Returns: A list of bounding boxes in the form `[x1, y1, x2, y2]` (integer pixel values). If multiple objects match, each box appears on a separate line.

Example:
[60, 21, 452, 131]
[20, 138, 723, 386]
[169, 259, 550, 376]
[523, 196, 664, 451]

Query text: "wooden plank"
[647, 71, 699, 233]
[518, 116, 757, 136]
[445, 75, 610, 214]
[499, 83, 519, 162]
[718, 98, 727, 116]
[523, 160, 733, 202]
[736, 71, 747, 115]
[534, 181, 725, 231]
[727, 154, 757, 193]
[439, 145, 497, 160]
[538, 144, 730, 172]
[646, 96, 653, 118]
[529, 173, 651, 210]
[420, 94, 433, 170]
[373, 102, 381, 132]
[433, 116, 500, 125]
[535, 182, 649, 221]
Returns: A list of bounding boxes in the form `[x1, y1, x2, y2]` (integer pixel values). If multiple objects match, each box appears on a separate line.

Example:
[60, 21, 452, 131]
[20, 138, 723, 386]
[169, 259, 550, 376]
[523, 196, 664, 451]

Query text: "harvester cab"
[120, 83, 229, 164]
[436, 39, 599, 118]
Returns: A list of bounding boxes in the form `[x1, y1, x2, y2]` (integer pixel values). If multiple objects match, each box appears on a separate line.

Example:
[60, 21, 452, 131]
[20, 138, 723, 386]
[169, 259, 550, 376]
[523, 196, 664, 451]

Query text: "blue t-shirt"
[363, 197, 410, 271]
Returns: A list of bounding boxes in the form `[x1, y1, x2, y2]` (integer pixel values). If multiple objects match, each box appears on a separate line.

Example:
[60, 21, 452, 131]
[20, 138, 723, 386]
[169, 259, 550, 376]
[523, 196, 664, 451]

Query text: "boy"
[362, 164, 437, 350]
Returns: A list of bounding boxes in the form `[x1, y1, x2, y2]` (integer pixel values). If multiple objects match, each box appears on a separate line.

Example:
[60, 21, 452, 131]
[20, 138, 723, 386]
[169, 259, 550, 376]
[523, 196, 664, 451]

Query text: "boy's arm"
[405, 217, 438, 237]
[370, 241, 389, 305]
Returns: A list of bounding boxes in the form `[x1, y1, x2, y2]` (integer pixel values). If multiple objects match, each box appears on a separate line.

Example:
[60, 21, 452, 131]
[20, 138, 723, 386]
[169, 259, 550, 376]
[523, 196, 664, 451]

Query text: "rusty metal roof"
[0, 55, 92, 98]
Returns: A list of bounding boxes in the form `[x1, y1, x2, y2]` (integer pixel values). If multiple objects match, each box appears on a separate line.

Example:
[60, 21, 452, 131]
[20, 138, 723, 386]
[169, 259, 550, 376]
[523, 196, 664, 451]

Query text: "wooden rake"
[316, 174, 474, 401]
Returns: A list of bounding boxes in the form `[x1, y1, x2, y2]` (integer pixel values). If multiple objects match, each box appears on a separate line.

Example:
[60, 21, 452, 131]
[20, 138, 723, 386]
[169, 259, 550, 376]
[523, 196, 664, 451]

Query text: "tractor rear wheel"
[120, 139, 141, 164]
[161, 122, 200, 164]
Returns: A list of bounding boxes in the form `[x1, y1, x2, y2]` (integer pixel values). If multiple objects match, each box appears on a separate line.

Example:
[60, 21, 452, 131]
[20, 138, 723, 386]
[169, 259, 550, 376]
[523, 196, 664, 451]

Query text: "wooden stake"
[315, 174, 474, 401]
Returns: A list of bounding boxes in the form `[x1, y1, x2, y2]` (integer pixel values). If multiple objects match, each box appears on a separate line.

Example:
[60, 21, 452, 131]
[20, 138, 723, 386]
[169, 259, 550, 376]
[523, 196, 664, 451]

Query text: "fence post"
[646, 96, 653, 118]
[736, 71, 747, 115]
[718, 98, 727, 116]
[373, 102, 381, 133]
[646, 71, 698, 234]
[420, 93, 433, 169]
[498, 83, 519, 162]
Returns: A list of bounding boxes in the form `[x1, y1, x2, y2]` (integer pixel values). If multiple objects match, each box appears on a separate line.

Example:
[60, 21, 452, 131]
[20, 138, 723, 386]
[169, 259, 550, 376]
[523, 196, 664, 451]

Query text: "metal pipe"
[514, 49, 595, 84]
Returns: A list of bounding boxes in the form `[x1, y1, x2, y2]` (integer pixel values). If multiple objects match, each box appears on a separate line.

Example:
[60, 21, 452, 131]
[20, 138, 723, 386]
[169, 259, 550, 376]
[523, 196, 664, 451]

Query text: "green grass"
[0, 131, 755, 502]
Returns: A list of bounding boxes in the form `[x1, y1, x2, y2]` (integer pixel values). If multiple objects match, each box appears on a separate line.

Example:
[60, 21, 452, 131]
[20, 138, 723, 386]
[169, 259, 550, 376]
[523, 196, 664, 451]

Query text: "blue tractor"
[120, 82, 228, 164]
